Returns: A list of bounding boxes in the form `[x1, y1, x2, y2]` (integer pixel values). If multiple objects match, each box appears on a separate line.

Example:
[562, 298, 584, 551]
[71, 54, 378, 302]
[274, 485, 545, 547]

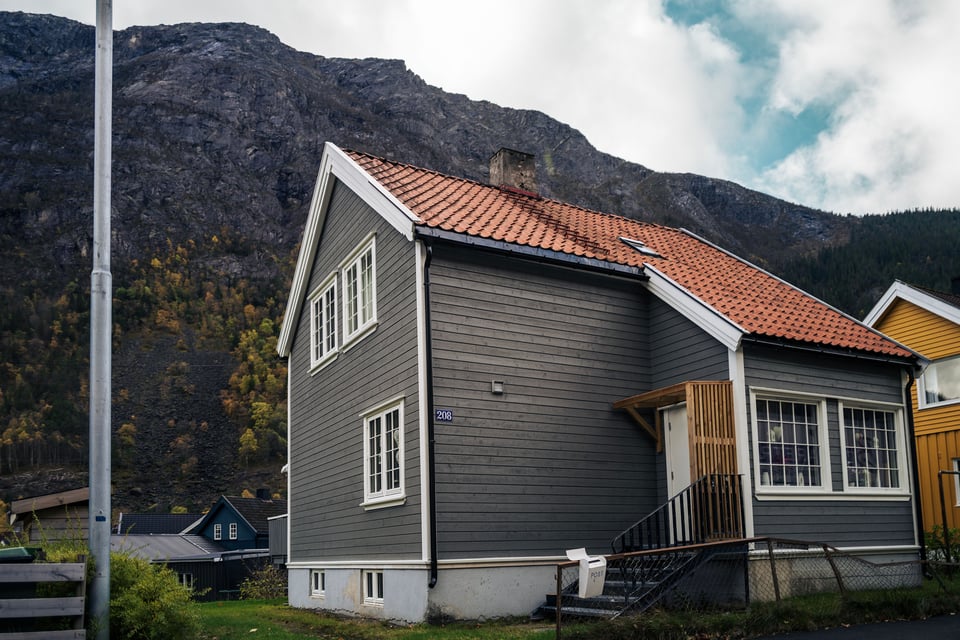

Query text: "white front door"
[663, 403, 690, 497]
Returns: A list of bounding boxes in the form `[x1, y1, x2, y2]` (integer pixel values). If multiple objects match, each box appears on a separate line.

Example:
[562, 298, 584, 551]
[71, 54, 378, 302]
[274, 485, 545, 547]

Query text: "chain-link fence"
[552, 537, 926, 637]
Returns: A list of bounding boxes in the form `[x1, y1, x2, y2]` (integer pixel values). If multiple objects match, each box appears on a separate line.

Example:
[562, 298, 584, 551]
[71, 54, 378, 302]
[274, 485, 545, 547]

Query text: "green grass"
[198, 576, 960, 640]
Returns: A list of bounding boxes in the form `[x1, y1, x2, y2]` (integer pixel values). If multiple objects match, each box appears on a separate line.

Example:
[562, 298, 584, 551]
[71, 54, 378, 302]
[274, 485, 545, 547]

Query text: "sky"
[3, 0, 959, 215]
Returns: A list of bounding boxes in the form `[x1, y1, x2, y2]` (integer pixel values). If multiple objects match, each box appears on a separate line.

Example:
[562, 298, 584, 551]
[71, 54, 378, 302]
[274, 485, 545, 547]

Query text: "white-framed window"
[840, 403, 905, 492]
[919, 355, 960, 408]
[362, 398, 404, 508]
[362, 569, 384, 605]
[310, 569, 325, 597]
[341, 235, 377, 346]
[178, 572, 194, 589]
[213, 523, 222, 540]
[753, 394, 828, 490]
[229, 522, 238, 540]
[309, 274, 338, 369]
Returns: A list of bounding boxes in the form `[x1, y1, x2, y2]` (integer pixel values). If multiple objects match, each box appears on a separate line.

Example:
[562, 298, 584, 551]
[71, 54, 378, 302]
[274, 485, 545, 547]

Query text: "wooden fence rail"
[0, 560, 86, 639]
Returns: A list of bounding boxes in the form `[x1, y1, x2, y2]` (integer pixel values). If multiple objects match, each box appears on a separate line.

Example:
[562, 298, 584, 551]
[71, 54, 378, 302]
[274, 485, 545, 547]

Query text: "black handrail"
[611, 473, 744, 555]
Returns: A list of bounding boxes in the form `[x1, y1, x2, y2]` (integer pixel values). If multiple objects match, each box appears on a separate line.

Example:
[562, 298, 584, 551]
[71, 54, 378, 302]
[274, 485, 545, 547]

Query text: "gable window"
[229, 522, 238, 540]
[213, 523, 222, 540]
[342, 235, 377, 346]
[310, 569, 325, 597]
[919, 355, 960, 408]
[841, 404, 903, 490]
[754, 396, 826, 489]
[362, 569, 384, 605]
[362, 398, 404, 508]
[309, 275, 338, 369]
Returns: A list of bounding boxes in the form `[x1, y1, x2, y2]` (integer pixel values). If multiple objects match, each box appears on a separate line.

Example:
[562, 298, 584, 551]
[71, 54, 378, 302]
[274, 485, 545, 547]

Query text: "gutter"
[423, 243, 439, 588]
[740, 335, 918, 367]
[905, 369, 926, 564]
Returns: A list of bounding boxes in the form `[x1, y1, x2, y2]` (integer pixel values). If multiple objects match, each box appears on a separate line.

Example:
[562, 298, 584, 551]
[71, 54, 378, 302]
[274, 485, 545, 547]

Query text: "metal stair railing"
[611, 473, 744, 555]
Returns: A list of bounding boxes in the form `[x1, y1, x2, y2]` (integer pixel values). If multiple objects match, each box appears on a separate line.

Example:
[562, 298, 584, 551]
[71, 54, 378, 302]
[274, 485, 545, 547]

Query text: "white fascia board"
[643, 263, 744, 351]
[864, 280, 960, 328]
[277, 143, 420, 356]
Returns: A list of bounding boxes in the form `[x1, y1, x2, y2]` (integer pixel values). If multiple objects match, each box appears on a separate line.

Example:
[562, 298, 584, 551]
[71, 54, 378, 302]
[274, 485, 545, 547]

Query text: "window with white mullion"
[362, 400, 404, 506]
[842, 405, 902, 490]
[309, 276, 337, 368]
[755, 397, 824, 488]
[342, 236, 377, 344]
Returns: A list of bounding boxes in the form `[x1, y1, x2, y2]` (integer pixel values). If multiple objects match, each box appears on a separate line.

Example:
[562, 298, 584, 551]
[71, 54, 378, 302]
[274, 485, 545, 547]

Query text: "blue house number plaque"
[435, 409, 454, 422]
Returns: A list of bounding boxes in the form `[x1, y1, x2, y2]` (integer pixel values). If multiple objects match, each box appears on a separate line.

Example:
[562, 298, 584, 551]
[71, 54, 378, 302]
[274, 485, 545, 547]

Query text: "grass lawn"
[198, 574, 960, 640]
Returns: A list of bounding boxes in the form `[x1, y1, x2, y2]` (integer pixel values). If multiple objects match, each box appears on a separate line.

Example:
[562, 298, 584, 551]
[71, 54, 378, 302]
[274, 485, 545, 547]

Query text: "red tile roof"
[348, 151, 913, 360]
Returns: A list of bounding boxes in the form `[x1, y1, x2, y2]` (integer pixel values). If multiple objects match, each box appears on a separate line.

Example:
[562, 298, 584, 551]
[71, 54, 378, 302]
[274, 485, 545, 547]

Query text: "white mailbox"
[566, 547, 607, 598]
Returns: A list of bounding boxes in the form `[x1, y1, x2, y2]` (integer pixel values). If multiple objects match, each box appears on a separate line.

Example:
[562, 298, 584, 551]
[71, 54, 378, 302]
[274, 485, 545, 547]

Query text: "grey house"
[277, 143, 921, 622]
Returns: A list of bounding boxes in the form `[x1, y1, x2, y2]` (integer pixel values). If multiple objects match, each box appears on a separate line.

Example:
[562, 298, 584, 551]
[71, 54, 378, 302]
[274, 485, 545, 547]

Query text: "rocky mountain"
[0, 12, 955, 514]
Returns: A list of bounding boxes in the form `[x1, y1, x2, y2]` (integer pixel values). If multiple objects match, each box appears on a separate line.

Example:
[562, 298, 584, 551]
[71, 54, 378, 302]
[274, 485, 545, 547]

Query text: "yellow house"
[865, 280, 960, 533]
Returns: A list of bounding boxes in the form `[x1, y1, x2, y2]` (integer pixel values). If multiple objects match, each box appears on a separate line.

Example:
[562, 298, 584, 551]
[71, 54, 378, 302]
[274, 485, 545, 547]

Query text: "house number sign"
[435, 409, 454, 422]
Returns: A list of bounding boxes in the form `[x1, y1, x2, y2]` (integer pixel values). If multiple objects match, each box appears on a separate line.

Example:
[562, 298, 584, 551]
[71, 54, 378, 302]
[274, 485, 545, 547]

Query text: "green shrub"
[239, 562, 288, 600]
[110, 552, 201, 640]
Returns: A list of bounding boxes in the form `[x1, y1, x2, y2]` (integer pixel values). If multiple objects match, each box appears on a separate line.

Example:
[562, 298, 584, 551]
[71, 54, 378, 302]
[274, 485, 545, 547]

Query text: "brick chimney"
[489, 148, 537, 194]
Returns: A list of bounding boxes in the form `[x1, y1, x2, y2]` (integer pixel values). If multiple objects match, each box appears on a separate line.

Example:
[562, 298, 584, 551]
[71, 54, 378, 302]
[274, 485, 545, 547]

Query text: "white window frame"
[310, 569, 325, 598]
[341, 234, 377, 348]
[838, 401, 907, 495]
[229, 522, 238, 540]
[361, 569, 384, 606]
[308, 274, 338, 370]
[750, 389, 831, 495]
[918, 354, 960, 409]
[953, 459, 960, 508]
[361, 397, 405, 510]
[213, 523, 222, 540]
[178, 572, 194, 589]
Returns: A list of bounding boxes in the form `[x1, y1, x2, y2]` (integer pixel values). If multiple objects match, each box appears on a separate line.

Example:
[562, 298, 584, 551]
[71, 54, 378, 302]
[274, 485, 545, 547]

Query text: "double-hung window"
[229, 522, 238, 540]
[342, 236, 377, 346]
[213, 523, 222, 540]
[309, 275, 338, 369]
[841, 404, 903, 491]
[754, 395, 826, 489]
[362, 399, 404, 508]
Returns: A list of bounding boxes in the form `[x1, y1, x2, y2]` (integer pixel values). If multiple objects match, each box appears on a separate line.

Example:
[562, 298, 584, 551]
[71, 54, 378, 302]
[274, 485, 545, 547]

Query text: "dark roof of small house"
[915, 283, 960, 310]
[223, 497, 287, 534]
[111, 534, 226, 562]
[116, 513, 202, 535]
[345, 150, 913, 360]
[11, 487, 89, 515]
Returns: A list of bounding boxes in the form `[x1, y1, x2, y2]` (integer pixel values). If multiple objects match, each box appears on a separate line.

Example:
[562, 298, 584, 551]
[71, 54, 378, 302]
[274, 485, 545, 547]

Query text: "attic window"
[620, 237, 662, 258]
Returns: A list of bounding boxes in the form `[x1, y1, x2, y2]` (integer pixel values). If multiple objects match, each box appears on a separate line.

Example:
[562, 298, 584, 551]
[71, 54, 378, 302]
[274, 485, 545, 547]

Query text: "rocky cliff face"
[0, 12, 852, 510]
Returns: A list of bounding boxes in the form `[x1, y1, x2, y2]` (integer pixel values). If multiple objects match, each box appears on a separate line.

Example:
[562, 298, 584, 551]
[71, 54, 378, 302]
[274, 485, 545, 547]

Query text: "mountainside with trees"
[1, 11, 957, 513]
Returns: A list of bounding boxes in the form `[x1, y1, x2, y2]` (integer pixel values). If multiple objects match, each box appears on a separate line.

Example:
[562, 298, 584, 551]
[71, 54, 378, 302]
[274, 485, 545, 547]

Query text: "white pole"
[90, 0, 112, 637]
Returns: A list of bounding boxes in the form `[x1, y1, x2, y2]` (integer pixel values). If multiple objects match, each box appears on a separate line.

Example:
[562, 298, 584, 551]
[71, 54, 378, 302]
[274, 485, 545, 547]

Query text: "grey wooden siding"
[288, 181, 422, 561]
[743, 343, 916, 547]
[649, 296, 729, 387]
[429, 247, 660, 558]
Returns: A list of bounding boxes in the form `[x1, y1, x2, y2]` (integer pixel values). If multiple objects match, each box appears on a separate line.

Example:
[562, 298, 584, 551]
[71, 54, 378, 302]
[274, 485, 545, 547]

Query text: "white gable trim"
[277, 143, 419, 356]
[643, 263, 744, 351]
[864, 280, 960, 328]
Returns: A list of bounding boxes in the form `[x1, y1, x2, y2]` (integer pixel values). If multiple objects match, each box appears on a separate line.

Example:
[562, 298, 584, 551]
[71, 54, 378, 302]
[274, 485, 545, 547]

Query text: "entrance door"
[663, 403, 690, 497]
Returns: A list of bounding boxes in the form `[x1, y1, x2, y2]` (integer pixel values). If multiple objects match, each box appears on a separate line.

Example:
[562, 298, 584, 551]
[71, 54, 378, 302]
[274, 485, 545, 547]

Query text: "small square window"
[362, 570, 383, 605]
[311, 569, 325, 597]
[178, 572, 194, 589]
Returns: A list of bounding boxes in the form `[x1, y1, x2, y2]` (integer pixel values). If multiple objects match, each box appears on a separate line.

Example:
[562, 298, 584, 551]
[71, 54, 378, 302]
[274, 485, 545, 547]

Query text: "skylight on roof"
[620, 237, 662, 258]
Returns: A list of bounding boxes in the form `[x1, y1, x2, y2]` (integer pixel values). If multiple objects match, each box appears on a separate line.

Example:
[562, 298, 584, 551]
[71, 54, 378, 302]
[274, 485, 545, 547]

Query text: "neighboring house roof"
[865, 279, 960, 330]
[10, 487, 89, 516]
[116, 513, 203, 535]
[111, 534, 225, 562]
[279, 143, 913, 362]
[185, 496, 288, 536]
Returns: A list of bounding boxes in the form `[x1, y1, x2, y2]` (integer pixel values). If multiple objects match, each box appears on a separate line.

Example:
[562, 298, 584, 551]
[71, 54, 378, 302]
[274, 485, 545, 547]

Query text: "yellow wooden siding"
[916, 430, 960, 532]
[875, 299, 960, 359]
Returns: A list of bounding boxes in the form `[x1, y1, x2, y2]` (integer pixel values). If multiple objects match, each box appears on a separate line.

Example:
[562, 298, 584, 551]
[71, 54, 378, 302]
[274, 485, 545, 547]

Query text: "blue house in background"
[185, 495, 287, 551]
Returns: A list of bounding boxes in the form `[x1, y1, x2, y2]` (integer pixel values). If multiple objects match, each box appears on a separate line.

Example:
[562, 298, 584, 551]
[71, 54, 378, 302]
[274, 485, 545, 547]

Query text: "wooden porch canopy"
[613, 380, 737, 476]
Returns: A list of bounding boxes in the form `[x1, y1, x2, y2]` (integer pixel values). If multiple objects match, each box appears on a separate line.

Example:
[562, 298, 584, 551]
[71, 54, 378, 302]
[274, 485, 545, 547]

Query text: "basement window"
[620, 237, 662, 258]
[362, 569, 384, 605]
